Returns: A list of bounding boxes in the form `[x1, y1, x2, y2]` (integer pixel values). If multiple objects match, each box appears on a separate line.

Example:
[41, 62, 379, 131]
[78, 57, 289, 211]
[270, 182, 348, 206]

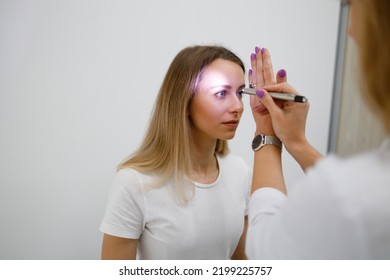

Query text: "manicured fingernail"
[251, 53, 256, 61]
[255, 46, 260, 54]
[256, 90, 265, 98]
[249, 69, 252, 76]
[261, 48, 265, 54]
[279, 69, 286, 78]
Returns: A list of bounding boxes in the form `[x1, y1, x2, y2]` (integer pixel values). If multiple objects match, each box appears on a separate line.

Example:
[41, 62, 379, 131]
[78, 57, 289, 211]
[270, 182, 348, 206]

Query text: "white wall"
[0, 0, 340, 259]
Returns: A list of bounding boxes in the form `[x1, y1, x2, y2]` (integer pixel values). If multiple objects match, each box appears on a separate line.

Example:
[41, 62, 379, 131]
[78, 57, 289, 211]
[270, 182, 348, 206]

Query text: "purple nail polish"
[249, 69, 252, 76]
[256, 90, 265, 98]
[279, 69, 286, 78]
[261, 48, 265, 54]
[255, 46, 260, 54]
[251, 53, 256, 61]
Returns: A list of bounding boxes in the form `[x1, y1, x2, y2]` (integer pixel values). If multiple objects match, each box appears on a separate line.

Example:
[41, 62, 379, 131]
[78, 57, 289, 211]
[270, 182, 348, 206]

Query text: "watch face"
[252, 134, 264, 151]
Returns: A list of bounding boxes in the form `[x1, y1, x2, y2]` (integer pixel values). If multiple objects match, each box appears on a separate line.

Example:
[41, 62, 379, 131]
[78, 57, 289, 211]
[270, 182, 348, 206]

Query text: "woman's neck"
[190, 140, 219, 184]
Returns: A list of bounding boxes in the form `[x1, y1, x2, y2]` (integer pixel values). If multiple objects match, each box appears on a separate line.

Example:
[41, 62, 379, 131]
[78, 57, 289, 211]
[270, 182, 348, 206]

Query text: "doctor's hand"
[258, 83, 323, 172]
[248, 47, 286, 136]
[256, 82, 309, 151]
[249, 47, 322, 171]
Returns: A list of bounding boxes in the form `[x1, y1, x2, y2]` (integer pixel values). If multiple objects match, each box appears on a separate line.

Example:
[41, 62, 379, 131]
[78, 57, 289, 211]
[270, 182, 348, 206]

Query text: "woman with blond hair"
[100, 45, 251, 259]
[246, 0, 390, 259]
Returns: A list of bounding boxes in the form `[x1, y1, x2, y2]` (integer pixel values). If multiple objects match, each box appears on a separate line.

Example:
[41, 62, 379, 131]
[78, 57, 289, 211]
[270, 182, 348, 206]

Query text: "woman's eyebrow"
[209, 84, 233, 90]
[209, 84, 245, 90]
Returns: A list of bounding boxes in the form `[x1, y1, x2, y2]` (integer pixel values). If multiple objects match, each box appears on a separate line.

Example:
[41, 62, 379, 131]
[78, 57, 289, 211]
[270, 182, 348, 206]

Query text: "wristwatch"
[252, 134, 282, 151]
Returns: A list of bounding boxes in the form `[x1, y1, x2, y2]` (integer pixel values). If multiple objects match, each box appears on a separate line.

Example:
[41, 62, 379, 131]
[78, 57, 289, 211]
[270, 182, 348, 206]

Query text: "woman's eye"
[215, 91, 226, 97]
[237, 90, 244, 98]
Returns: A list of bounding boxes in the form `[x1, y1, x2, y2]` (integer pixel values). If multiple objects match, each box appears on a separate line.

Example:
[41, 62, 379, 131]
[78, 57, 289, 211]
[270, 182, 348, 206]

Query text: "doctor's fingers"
[261, 48, 276, 86]
[276, 69, 287, 84]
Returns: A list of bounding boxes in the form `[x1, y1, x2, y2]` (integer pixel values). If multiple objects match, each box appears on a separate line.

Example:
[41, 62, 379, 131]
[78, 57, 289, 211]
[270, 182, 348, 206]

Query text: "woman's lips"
[222, 120, 239, 128]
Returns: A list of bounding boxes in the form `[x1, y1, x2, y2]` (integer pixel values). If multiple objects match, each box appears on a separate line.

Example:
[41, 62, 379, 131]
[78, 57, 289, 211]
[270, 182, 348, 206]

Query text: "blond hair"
[119, 45, 244, 201]
[359, 0, 390, 133]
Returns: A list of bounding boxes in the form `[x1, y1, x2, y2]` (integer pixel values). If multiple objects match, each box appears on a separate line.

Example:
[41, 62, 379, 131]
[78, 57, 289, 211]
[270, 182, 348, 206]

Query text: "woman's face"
[189, 58, 245, 142]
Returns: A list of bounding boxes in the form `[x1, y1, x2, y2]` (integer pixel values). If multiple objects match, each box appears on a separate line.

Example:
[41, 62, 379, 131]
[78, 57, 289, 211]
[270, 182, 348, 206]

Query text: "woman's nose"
[230, 95, 244, 114]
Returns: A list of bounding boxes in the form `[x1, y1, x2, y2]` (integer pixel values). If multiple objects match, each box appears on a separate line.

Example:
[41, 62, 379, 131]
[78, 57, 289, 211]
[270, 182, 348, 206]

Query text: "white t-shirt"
[246, 138, 390, 259]
[100, 154, 251, 259]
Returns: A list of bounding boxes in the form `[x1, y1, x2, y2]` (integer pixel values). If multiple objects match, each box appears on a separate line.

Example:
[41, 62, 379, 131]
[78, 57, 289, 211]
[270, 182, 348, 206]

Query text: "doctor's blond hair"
[119, 45, 245, 201]
[359, 0, 390, 133]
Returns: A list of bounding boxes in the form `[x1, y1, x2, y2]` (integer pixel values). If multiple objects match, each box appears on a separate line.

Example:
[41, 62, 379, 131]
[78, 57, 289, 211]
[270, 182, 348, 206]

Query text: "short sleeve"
[100, 169, 146, 239]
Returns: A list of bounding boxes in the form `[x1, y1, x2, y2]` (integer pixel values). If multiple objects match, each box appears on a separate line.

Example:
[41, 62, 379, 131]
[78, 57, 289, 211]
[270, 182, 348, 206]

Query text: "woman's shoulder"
[116, 167, 158, 179]
[115, 167, 142, 181]
[111, 168, 157, 192]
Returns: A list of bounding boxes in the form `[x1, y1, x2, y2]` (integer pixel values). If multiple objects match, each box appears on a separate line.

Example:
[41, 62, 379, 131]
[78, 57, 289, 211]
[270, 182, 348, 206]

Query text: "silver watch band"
[252, 134, 282, 151]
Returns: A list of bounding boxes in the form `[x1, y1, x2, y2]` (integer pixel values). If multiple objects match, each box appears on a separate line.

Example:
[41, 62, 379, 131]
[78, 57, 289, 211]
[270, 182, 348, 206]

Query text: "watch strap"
[252, 134, 282, 151]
